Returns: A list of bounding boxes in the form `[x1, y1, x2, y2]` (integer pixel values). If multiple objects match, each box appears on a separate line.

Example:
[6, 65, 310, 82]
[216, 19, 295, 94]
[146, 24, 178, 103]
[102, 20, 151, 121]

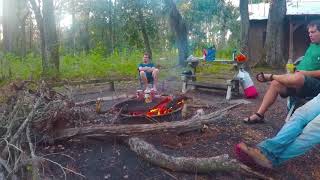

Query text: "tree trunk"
[128, 137, 239, 172]
[136, 5, 152, 59]
[239, 0, 250, 59]
[42, 0, 60, 76]
[19, 20, 27, 57]
[28, 17, 33, 52]
[164, 0, 188, 66]
[264, 0, 286, 67]
[52, 111, 226, 141]
[29, 0, 46, 67]
[71, 0, 76, 56]
[83, 10, 90, 55]
[127, 138, 271, 179]
[2, 0, 19, 53]
[17, 0, 29, 57]
[108, 0, 114, 54]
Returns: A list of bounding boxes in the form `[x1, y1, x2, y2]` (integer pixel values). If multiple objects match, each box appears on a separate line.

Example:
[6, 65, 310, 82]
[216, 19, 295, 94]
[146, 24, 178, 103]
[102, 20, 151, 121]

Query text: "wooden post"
[109, 81, 115, 91]
[226, 80, 232, 100]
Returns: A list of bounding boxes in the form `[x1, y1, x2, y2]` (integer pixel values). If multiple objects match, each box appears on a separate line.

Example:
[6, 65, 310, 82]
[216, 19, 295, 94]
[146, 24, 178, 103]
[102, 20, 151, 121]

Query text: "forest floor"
[15, 67, 320, 180]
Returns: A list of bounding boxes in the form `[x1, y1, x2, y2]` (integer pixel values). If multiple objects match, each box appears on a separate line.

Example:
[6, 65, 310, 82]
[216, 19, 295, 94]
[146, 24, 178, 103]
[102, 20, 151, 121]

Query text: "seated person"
[138, 53, 159, 91]
[202, 48, 207, 60]
[244, 20, 320, 123]
[235, 92, 320, 169]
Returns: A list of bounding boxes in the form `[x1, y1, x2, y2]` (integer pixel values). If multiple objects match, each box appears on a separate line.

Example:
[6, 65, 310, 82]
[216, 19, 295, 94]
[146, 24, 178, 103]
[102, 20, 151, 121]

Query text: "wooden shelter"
[247, 1, 320, 64]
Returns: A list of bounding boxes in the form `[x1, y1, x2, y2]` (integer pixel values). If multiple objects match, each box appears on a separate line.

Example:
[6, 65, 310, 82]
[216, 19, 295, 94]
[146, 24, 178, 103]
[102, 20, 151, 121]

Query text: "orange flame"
[146, 98, 184, 117]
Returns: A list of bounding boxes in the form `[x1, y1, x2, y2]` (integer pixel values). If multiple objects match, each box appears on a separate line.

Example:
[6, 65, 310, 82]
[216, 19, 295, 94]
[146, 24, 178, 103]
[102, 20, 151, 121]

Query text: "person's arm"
[138, 66, 147, 71]
[296, 70, 320, 78]
[138, 64, 153, 72]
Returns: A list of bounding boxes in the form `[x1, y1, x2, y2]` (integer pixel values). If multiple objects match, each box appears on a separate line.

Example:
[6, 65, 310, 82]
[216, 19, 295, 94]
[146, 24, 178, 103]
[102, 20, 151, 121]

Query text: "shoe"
[235, 142, 273, 169]
[144, 87, 150, 92]
[243, 112, 264, 124]
[256, 72, 273, 83]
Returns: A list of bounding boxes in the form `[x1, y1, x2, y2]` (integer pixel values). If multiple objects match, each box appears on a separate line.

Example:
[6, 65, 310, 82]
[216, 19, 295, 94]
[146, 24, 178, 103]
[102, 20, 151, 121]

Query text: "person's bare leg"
[140, 71, 148, 90]
[152, 68, 159, 91]
[265, 73, 305, 88]
[245, 73, 305, 122]
[256, 81, 287, 115]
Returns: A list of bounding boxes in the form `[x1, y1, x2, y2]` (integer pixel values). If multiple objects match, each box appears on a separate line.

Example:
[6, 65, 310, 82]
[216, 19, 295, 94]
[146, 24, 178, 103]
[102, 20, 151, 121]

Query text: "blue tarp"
[205, 48, 216, 62]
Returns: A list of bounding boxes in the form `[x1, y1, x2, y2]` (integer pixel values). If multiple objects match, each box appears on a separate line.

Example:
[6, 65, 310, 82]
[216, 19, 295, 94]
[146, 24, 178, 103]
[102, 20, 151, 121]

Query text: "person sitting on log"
[243, 20, 320, 124]
[236, 92, 320, 169]
[138, 52, 159, 91]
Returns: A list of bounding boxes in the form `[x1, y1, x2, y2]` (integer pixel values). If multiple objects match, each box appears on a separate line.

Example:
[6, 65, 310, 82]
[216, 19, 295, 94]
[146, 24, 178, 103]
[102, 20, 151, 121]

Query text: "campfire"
[112, 95, 186, 122]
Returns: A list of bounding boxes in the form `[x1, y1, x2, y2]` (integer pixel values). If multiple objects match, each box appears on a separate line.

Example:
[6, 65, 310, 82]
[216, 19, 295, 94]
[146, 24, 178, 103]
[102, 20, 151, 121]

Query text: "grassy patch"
[0, 47, 237, 87]
[0, 50, 179, 85]
[197, 62, 234, 74]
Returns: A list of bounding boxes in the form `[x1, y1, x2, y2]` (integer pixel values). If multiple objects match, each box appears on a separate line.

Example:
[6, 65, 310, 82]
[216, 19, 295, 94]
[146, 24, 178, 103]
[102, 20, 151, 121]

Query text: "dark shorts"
[284, 76, 320, 98]
[146, 73, 154, 83]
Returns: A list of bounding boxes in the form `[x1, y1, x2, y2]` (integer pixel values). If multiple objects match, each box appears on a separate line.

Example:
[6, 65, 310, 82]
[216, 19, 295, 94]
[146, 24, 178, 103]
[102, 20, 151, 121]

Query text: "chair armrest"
[293, 56, 304, 66]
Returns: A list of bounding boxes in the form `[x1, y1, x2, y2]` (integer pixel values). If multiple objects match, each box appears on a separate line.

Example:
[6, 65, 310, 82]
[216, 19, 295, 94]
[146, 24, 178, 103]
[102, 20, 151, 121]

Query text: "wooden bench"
[181, 57, 240, 100]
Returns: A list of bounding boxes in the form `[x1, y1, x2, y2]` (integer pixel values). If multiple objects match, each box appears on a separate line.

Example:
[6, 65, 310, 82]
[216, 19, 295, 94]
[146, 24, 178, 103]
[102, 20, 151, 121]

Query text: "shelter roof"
[248, 1, 320, 20]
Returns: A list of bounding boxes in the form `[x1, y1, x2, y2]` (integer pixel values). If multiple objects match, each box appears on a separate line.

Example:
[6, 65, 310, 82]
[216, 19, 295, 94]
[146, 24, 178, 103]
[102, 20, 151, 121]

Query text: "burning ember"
[112, 95, 187, 122]
[145, 96, 184, 117]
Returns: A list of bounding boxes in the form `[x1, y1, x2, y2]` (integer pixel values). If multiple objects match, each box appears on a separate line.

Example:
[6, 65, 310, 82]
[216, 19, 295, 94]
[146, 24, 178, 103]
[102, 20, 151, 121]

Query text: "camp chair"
[285, 56, 314, 121]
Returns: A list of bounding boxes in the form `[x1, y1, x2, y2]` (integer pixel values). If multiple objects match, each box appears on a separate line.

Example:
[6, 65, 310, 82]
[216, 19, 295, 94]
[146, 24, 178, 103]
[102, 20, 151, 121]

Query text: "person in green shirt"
[244, 20, 320, 123]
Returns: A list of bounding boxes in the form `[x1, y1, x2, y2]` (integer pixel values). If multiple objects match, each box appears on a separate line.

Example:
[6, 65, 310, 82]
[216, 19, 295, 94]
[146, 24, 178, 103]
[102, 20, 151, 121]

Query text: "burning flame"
[146, 97, 184, 117]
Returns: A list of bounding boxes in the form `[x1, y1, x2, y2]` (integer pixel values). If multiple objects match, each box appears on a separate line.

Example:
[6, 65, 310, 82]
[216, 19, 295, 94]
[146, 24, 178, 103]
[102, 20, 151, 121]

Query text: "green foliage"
[0, 53, 42, 83]
[1, 0, 244, 84]
[192, 46, 237, 60]
[197, 62, 233, 75]
[216, 47, 235, 60]
[0, 48, 178, 84]
[251, 0, 265, 4]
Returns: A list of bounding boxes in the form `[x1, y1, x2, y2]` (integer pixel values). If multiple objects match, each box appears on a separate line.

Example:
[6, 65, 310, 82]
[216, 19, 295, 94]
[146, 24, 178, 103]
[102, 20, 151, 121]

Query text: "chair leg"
[226, 80, 232, 100]
[285, 104, 295, 122]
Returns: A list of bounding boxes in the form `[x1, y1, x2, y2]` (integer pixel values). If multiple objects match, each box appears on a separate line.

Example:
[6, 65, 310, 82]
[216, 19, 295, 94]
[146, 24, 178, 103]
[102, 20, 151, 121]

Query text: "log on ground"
[52, 113, 223, 141]
[127, 137, 273, 180]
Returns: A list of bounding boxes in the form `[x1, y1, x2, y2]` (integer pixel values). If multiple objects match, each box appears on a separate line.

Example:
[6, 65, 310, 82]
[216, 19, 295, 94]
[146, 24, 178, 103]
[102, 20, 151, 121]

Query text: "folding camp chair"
[285, 56, 314, 121]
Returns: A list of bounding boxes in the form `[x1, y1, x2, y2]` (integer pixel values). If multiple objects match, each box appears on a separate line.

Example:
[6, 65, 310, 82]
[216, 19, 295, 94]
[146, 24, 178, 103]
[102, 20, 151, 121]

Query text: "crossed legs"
[244, 73, 305, 122]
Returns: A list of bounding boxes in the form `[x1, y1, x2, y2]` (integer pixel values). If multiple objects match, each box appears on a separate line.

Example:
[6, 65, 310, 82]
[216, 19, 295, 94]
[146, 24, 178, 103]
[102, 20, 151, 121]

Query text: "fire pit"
[112, 95, 186, 123]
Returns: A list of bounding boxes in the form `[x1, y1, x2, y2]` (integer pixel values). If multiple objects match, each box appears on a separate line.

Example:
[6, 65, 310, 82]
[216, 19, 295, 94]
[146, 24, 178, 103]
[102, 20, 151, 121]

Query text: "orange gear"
[235, 54, 247, 63]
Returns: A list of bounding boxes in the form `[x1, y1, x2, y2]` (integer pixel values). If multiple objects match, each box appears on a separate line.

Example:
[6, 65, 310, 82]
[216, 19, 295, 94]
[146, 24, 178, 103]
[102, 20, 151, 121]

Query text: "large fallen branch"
[52, 112, 222, 141]
[128, 137, 273, 180]
[52, 102, 243, 141]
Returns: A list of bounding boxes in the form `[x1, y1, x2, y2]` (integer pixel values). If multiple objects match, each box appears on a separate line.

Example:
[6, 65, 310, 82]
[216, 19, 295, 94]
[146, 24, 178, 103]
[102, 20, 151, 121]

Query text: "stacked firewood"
[0, 81, 85, 179]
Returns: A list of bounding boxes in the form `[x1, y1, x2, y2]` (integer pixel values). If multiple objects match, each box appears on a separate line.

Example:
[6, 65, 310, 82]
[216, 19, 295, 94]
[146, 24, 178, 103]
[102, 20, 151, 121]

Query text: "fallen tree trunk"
[52, 113, 222, 141]
[129, 137, 238, 172]
[52, 102, 243, 141]
[128, 137, 273, 180]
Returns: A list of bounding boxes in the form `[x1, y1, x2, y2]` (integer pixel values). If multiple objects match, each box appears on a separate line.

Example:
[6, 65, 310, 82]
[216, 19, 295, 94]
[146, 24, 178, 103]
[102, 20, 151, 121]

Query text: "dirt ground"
[36, 68, 320, 180]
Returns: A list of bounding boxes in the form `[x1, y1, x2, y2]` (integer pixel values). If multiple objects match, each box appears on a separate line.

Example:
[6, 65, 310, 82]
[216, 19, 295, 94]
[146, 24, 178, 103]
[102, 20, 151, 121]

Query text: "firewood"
[51, 111, 224, 141]
[127, 137, 273, 180]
